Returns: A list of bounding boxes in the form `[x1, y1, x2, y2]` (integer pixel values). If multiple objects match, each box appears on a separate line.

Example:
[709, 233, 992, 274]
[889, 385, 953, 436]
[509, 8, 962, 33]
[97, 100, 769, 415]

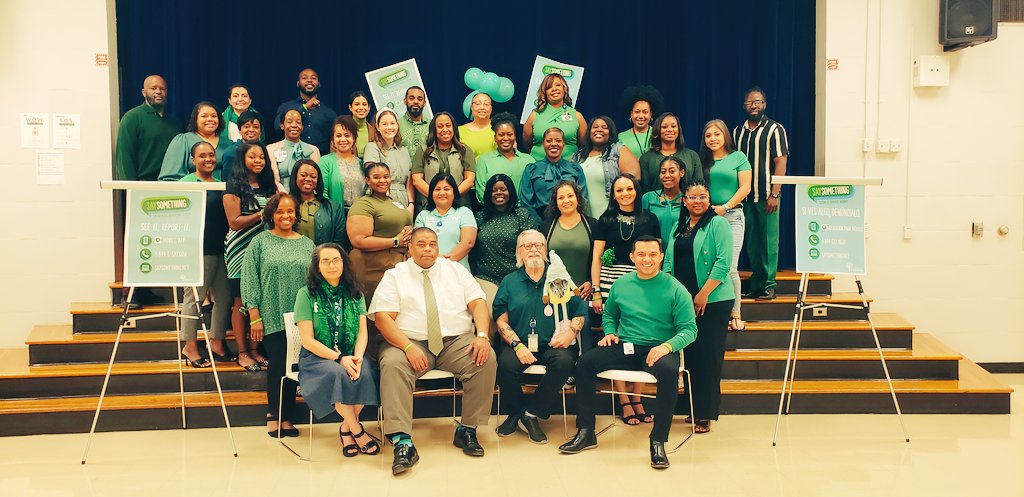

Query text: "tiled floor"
[1, 375, 1020, 497]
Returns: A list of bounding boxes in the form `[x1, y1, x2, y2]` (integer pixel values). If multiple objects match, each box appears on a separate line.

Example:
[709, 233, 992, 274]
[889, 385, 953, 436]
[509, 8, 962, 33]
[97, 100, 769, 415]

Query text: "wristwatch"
[392, 236, 400, 248]
[335, 354, 345, 364]
[770, 192, 781, 199]
[510, 339, 522, 349]
[476, 331, 489, 339]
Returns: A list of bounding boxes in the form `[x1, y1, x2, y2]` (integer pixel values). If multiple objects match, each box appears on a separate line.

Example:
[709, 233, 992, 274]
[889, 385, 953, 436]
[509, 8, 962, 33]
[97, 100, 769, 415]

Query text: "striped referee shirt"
[732, 116, 789, 203]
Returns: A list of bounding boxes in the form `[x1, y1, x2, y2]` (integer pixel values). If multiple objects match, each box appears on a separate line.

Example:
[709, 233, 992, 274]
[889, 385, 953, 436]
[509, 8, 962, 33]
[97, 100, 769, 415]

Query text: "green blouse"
[240, 232, 316, 335]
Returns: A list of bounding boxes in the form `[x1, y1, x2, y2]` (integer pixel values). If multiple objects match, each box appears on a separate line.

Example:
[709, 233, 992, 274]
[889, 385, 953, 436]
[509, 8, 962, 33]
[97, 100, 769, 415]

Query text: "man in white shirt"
[369, 227, 496, 475]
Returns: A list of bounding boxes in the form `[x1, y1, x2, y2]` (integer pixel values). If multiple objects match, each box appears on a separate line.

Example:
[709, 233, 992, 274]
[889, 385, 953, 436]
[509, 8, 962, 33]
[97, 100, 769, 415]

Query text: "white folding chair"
[595, 352, 695, 452]
[278, 312, 314, 460]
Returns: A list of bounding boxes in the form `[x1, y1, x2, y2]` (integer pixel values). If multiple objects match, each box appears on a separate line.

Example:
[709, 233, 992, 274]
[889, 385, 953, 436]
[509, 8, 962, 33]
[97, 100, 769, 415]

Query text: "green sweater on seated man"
[602, 271, 698, 353]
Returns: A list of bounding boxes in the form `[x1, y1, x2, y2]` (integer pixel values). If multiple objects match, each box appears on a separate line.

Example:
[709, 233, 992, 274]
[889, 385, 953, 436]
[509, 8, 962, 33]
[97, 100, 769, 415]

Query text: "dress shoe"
[741, 290, 755, 299]
[650, 440, 670, 469]
[558, 429, 597, 454]
[755, 288, 777, 301]
[115, 296, 141, 310]
[496, 411, 521, 437]
[519, 414, 547, 444]
[453, 426, 485, 456]
[391, 443, 419, 475]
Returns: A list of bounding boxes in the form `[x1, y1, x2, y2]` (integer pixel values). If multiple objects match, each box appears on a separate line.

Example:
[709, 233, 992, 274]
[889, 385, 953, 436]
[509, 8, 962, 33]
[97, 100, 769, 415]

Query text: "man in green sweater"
[114, 75, 182, 180]
[559, 235, 697, 469]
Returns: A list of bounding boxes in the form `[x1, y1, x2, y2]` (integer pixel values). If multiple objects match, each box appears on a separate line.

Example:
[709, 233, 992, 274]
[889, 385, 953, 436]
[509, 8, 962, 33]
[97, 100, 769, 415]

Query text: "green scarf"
[311, 283, 361, 356]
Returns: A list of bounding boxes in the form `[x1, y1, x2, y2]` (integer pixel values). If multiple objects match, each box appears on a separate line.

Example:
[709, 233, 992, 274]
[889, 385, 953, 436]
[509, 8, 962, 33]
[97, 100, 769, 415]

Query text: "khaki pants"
[378, 333, 497, 435]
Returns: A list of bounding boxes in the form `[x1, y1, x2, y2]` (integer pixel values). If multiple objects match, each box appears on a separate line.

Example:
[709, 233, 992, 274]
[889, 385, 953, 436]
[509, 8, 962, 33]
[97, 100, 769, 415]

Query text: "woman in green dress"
[523, 73, 588, 161]
[241, 193, 315, 438]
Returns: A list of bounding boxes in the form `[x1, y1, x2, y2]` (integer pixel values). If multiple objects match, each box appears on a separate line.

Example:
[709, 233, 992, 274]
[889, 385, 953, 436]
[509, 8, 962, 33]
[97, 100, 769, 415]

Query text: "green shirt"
[638, 148, 702, 194]
[548, 218, 592, 286]
[318, 153, 362, 208]
[354, 118, 371, 158]
[708, 151, 752, 205]
[529, 104, 579, 161]
[640, 190, 682, 273]
[347, 193, 413, 238]
[580, 155, 609, 216]
[619, 128, 651, 160]
[240, 232, 316, 335]
[114, 102, 182, 181]
[493, 266, 587, 344]
[474, 150, 534, 205]
[458, 123, 496, 159]
[158, 132, 234, 181]
[178, 171, 222, 182]
[293, 286, 367, 348]
[602, 271, 697, 352]
[398, 113, 430, 160]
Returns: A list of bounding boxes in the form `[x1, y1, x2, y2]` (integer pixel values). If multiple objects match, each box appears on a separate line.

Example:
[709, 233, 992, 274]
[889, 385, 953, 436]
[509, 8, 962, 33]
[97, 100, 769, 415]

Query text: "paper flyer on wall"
[52, 113, 82, 149]
[21, 113, 50, 148]
[519, 56, 585, 123]
[365, 58, 433, 121]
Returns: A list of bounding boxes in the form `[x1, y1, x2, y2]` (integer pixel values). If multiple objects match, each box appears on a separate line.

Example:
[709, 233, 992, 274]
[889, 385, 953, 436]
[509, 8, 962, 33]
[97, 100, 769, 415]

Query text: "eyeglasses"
[519, 242, 545, 250]
[685, 195, 710, 201]
[744, 99, 765, 107]
[320, 258, 343, 266]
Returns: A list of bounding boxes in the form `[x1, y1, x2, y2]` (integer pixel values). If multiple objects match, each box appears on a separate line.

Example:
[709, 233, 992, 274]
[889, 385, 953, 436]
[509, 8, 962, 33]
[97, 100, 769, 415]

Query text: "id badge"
[528, 333, 539, 353]
[623, 342, 635, 355]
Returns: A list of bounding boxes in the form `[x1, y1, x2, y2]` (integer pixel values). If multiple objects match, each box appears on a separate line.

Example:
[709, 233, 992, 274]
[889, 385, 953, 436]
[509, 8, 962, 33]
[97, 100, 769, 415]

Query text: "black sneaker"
[519, 414, 547, 444]
[496, 412, 520, 437]
[755, 288, 777, 300]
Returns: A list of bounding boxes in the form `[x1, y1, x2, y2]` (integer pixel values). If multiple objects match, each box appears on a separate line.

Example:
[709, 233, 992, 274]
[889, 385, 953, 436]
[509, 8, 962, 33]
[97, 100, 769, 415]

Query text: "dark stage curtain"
[115, 0, 814, 269]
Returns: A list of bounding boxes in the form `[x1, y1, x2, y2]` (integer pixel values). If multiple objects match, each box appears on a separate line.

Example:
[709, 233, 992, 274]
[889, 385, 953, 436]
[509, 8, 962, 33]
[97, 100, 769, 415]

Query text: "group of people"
[113, 67, 789, 472]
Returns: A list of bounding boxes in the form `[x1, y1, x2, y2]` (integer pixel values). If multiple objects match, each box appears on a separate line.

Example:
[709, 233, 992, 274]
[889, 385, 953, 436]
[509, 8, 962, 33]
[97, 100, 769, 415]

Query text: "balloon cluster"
[462, 67, 515, 118]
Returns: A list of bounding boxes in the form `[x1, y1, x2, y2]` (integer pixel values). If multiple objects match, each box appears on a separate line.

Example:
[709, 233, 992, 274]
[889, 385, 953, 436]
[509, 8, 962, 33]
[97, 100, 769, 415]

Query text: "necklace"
[617, 211, 636, 241]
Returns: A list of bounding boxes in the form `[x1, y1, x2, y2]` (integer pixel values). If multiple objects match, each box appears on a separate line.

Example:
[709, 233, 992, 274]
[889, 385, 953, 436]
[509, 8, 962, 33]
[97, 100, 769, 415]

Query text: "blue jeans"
[722, 207, 745, 314]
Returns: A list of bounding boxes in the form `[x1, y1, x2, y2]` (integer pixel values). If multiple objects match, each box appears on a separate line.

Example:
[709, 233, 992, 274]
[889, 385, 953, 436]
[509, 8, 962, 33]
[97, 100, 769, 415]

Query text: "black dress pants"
[496, 345, 575, 418]
[574, 344, 680, 442]
[683, 299, 733, 420]
[264, 331, 298, 421]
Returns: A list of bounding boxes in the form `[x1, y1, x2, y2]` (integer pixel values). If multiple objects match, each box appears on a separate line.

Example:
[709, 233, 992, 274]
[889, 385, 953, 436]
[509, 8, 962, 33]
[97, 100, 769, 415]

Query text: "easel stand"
[81, 286, 237, 463]
[770, 273, 910, 446]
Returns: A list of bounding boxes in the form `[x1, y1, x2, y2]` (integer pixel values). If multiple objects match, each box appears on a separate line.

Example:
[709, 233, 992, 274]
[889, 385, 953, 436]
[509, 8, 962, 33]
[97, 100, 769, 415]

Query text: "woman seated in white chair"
[294, 242, 380, 457]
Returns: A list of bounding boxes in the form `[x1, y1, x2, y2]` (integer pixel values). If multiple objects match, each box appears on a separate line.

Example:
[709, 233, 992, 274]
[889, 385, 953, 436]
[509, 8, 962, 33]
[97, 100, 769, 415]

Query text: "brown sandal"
[694, 420, 712, 433]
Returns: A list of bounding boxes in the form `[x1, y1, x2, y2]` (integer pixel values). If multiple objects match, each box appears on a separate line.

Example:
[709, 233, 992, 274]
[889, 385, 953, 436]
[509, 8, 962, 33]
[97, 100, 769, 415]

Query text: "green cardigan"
[689, 215, 734, 304]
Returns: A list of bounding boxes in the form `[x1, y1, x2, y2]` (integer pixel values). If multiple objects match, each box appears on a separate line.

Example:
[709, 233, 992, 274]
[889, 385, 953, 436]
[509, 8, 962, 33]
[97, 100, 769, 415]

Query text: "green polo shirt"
[493, 266, 587, 344]
[398, 113, 430, 159]
[114, 102, 182, 180]
[474, 150, 534, 205]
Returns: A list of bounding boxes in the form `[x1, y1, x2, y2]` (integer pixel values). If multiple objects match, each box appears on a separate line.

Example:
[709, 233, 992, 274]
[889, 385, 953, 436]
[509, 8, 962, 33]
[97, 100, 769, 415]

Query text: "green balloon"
[464, 67, 483, 89]
[495, 77, 515, 103]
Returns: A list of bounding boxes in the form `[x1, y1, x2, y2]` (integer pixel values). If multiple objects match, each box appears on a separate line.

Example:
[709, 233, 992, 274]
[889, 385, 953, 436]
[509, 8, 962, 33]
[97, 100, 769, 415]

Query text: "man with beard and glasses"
[732, 86, 789, 301]
[275, 68, 337, 155]
[112, 74, 183, 308]
[493, 230, 584, 444]
[398, 86, 429, 159]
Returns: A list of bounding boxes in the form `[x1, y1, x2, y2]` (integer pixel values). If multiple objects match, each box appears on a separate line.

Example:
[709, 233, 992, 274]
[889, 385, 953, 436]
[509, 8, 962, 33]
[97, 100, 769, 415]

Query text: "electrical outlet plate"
[903, 225, 913, 239]
[813, 308, 828, 317]
[862, 139, 873, 152]
[890, 140, 902, 152]
[877, 139, 890, 153]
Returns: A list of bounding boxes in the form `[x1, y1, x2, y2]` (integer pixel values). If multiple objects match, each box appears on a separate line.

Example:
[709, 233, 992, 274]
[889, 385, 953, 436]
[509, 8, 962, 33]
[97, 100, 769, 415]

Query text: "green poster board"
[123, 189, 205, 287]
[794, 183, 866, 275]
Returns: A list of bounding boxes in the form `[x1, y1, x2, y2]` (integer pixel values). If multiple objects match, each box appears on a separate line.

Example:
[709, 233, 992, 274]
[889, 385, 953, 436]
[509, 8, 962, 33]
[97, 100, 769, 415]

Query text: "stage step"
[739, 270, 833, 296]
[718, 359, 1012, 414]
[108, 282, 176, 306]
[27, 325, 237, 365]
[740, 292, 870, 321]
[728, 312, 913, 349]
[72, 301, 180, 333]
[722, 334, 961, 380]
[0, 349, 264, 400]
[0, 358, 1009, 437]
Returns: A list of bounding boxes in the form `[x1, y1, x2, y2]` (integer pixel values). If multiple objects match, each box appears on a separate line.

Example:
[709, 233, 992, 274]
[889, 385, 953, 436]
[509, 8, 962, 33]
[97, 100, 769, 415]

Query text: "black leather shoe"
[453, 426, 485, 456]
[755, 288, 777, 301]
[558, 429, 597, 454]
[519, 415, 547, 444]
[650, 440, 670, 469]
[496, 412, 521, 437]
[740, 290, 755, 299]
[391, 444, 419, 475]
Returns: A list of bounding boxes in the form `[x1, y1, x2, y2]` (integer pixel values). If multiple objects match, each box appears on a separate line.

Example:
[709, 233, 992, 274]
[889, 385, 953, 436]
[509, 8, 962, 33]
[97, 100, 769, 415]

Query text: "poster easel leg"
[191, 287, 238, 456]
[82, 286, 136, 464]
[174, 287, 186, 429]
[855, 276, 910, 442]
[772, 273, 809, 446]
